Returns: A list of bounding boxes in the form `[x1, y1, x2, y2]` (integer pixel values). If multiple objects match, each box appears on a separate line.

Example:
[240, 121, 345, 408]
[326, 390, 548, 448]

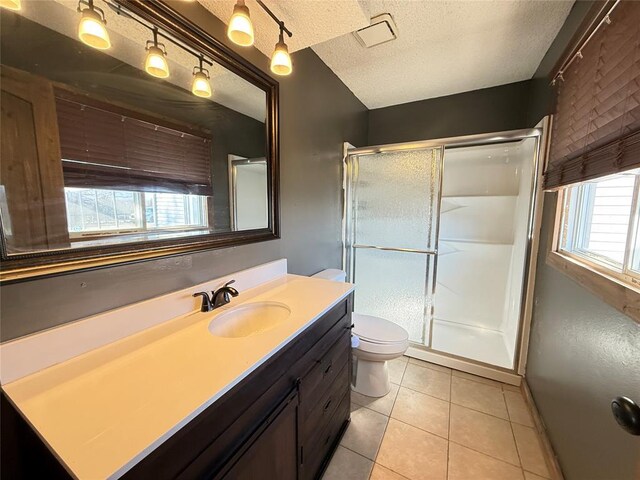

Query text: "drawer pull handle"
[324, 399, 332, 412]
[324, 434, 331, 446]
[324, 363, 333, 376]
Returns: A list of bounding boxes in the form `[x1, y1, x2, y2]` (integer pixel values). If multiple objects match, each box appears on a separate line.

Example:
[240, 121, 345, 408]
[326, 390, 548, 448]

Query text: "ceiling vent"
[353, 13, 398, 48]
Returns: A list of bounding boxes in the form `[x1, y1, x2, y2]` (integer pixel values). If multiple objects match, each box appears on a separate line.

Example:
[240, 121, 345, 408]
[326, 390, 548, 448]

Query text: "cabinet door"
[0, 66, 70, 252]
[218, 390, 298, 480]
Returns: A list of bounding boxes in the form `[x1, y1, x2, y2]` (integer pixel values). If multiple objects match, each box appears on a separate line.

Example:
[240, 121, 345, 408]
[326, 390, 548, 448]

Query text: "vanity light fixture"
[227, 0, 294, 75]
[145, 27, 170, 78]
[227, 0, 254, 47]
[77, 0, 111, 50]
[0, 0, 21, 10]
[270, 26, 292, 76]
[192, 56, 213, 98]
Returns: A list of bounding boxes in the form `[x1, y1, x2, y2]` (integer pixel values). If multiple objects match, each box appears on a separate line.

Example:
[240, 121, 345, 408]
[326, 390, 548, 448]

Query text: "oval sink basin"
[208, 301, 291, 338]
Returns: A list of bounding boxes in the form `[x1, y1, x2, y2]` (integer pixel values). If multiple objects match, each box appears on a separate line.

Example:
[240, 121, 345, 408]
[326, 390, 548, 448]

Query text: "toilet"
[312, 269, 409, 398]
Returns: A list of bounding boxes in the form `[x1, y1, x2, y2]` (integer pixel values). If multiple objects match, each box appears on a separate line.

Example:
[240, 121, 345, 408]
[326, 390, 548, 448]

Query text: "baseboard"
[521, 379, 565, 480]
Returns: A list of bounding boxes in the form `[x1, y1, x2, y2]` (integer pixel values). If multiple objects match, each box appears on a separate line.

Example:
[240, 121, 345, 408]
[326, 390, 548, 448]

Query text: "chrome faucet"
[192, 280, 239, 312]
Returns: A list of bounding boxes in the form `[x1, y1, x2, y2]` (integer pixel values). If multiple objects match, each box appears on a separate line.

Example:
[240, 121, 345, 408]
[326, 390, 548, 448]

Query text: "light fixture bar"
[255, 0, 292, 38]
[106, 0, 214, 67]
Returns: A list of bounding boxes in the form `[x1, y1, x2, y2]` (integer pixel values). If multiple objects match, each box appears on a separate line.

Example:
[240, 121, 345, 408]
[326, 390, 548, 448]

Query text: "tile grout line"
[447, 438, 523, 469]
[397, 381, 514, 424]
[507, 387, 526, 473]
[446, 365, 452, 480]
[368, 361, 404, 480]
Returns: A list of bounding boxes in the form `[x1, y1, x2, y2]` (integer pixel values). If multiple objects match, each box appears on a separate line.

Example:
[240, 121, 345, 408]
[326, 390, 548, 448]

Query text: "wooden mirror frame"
[0, 0, 279, 283]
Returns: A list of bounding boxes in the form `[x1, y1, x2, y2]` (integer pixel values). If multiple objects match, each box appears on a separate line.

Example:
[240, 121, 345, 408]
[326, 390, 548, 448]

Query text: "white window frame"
[556, 174, 640, 288]
[65, 188, 209, 240]
[548, 175, 640, 324]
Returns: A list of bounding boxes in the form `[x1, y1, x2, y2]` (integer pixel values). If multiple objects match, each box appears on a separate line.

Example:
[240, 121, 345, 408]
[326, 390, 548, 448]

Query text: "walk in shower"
[343, 129, 542, 373]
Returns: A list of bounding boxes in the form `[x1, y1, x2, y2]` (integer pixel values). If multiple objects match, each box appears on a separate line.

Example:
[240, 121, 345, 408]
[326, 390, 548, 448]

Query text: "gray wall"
[527, 194, 640, 480]
[368, 80, 531, 145]
[0, 2, 368, 341]
[525, 2, 640, 479]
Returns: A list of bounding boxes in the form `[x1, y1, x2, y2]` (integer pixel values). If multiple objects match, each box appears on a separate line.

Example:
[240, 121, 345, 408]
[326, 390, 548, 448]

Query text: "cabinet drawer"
[302, 360, 349, 443]
[302, 390, 350, 480]
[301, 329, 351, 414]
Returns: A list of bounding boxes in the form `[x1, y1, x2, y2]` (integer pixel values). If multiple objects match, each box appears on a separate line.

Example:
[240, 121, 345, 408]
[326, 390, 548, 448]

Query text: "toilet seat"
[352, 313, 409, 355]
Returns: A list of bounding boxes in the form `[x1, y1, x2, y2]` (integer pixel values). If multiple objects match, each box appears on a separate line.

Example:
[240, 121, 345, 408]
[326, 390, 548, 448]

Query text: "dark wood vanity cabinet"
[131, 294, 353, 480]
[2, 295, 353, 480]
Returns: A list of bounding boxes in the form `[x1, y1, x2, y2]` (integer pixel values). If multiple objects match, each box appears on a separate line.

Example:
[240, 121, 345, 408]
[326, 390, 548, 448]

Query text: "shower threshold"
[430, 319, 513, 369]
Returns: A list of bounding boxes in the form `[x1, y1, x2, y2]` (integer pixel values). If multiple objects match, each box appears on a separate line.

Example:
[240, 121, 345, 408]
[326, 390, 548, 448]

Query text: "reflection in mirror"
[229, 155, 268, 231]
[0, 1, 269, 257]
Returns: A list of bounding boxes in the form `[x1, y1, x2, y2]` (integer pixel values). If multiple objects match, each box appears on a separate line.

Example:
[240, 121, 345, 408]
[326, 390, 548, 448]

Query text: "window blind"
[545, 0, 640, 190]
[56, 96, 213, 196]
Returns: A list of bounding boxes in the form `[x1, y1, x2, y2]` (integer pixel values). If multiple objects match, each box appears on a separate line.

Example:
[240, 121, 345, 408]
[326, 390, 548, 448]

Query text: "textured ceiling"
[15, 0, 266, 120]
[197, 0, 370, 55]
[313, 0, 575, 109]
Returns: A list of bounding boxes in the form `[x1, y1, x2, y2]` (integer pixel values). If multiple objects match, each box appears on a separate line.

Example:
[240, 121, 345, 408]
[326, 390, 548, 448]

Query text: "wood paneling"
[0, 66, 69, 252]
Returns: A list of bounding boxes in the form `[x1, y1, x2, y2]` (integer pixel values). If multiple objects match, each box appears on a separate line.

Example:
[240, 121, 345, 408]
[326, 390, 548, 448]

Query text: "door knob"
[611, 396, 640, 435]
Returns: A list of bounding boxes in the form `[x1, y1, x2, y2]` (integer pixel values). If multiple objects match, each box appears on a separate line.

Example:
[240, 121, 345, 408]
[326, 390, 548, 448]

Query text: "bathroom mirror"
[0, 0, 279, 281]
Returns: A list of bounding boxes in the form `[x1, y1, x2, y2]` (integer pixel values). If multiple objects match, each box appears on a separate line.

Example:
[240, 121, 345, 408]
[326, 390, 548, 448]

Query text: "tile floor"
[322, 356, 551, 480]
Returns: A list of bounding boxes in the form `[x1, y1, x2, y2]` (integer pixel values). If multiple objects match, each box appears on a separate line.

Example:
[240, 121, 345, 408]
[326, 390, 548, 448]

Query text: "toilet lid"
[352, 313, 409, 344]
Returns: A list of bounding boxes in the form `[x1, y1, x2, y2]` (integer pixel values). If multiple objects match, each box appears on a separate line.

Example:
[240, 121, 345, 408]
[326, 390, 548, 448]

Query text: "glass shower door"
[345, 147, 442, 345]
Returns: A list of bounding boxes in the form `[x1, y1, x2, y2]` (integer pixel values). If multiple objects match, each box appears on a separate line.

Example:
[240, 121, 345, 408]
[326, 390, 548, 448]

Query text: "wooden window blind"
[545, 0, 640, 190]
[56, 96, 213, 196]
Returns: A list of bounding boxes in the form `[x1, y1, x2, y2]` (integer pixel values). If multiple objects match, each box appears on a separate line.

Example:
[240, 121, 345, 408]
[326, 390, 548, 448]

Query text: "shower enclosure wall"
[344, 130, 542, 376]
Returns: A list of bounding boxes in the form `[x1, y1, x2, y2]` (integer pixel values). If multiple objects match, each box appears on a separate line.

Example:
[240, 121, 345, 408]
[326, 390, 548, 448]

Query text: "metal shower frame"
[342, 127, 544, 378]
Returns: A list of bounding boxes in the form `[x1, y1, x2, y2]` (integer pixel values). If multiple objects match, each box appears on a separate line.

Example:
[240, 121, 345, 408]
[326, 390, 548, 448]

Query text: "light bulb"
[78, 8, 111, 50]
[192, 71, 212, 98]
[0, 0, 20, 10]
[270, 40, 292, 76]
[227, 1, 254, 47]
[145, 45, 170, 78]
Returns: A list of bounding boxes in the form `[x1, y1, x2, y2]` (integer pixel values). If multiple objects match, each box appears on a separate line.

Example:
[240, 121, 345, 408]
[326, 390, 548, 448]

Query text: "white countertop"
[2, 274, 354, 479]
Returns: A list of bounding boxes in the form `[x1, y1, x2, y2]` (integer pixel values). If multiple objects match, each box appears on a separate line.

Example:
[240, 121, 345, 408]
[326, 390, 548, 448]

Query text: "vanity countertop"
[2, 274, 354, 479]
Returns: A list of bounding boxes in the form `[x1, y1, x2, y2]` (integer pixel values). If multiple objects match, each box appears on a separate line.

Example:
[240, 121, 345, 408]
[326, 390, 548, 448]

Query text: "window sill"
[546, 250, 640, 324]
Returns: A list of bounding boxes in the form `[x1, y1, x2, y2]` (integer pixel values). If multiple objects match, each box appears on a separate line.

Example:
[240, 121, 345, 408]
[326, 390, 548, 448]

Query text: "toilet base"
[352, 357, 391, 398]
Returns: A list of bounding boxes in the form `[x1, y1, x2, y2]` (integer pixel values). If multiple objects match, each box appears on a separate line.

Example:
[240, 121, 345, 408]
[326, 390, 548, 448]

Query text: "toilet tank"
[311, 269, 346, 282]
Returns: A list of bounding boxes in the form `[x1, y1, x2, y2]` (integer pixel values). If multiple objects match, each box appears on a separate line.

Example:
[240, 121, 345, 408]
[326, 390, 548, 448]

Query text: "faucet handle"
[224, 279, 236, 287]
[192, 292, 213, 312]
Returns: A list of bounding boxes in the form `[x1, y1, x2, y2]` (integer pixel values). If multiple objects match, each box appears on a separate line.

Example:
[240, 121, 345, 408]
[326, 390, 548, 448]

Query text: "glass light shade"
[78, 9, 111, 50]
[145, 46, 170, 78]
[270, 41, 292, 76]
[192, 71, 212, 98]
[227, 4, 254, 47]
[0, 0, 20, 10]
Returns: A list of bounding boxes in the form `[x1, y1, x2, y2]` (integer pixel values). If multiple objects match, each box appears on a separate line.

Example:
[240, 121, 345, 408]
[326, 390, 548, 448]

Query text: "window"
[557, 170, 640, 286]
[65, 188, 208, 237]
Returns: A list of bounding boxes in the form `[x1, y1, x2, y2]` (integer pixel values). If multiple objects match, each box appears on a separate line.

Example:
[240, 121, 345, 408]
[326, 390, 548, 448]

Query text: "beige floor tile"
[376, 419, 447, 480]
[448, 443, 525, 480]
[388, 358, 408, 385]
[512, 423, 550, 478]
[401, 363, 451, 401]
[352, 383, 399, 416]
[451, 376, 509, 420]
[407, 358, 452, 374]
[447, 443, 523, 480]
[322, 446, 373, 480]
[391, 387, 449, 438]
[449, 404, 520, 465]
[452, 370, 503, 388]
[398, 355, 409, 363]
[340, 404, 388, 460]
[504, 390, 534, 427]
[370, 464, 409, 480]
[523, 472, 548, 480]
